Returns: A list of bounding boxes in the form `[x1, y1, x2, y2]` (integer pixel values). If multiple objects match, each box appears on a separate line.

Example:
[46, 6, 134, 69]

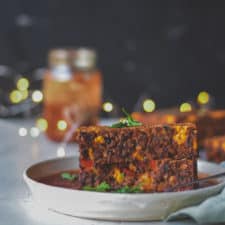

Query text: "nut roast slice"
[74, 123, 198, 192]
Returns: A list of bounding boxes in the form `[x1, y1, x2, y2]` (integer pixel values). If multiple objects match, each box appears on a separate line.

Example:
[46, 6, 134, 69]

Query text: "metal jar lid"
[73, 48, 97, 70]
[48, 49, 70, 67]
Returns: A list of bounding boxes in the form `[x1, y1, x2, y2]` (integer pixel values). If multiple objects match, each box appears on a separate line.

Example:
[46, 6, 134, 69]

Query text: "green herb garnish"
[83, 181, 111, 192]
[83, 182, 143, 193]
[111, 108, 142, 128]
[116, 185, 142, 193]
[61, 172, 78, 181]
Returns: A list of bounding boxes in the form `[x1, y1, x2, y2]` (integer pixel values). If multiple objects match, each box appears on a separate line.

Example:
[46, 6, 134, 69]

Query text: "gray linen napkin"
[166, 162, 225, 224]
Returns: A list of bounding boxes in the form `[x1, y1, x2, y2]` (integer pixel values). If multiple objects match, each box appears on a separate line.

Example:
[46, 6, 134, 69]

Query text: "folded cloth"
[166, 162, 225, 224]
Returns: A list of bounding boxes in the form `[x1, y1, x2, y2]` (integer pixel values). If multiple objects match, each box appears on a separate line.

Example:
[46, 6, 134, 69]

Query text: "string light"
[9, 90, 23, 104]
[30, 127, 40, 138]
[143, 99, 156, 112]
[16, 77, 29, 91]
[57, 120, 67, 131]
[36, 118, 48, 132]
[197, 91, 210, 104]
[18, 127, 27, 136]
[57, 146, 65, 157]
[32, 90, 43, 103]
[102, 102, 114, 112]
[179, 102, 192, 113]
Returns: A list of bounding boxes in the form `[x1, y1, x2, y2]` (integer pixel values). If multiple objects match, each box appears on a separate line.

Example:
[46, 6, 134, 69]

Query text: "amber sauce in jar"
[43, 48, 102, 142]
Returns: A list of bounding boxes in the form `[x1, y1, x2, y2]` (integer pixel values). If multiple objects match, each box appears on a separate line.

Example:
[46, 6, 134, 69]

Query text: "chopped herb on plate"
[116, 185, 142, 193]
[83, 182, 111, 192]
[61, 172, 78, 181]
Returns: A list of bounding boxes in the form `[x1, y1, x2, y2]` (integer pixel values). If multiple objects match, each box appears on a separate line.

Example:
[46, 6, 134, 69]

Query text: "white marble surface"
[0, 118, 197, 225]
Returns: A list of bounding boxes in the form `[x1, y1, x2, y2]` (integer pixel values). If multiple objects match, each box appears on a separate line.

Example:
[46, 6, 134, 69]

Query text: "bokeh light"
[57, 146, 65, 157]
[102, 102, 114, 112]
[179, 102, 192, 113]
[32, 90, 43, 103]
[57, 120, 67, 131]
[16, 77, 29, 91]
[30, 127, 40, 138]
[18, 127, 27, 136]
[143, 99, 156, 112]
[197, 91, 210, 104]
[36, 118, 48, 132]
[9, 90, 23, 104]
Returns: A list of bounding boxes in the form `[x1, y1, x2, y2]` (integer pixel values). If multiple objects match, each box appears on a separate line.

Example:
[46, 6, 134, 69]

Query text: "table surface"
[0, 118, 197, 225]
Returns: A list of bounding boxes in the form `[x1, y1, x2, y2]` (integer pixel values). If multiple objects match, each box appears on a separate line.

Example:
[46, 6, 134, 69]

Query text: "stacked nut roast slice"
[74, 123, 198, 192]
[203, 135, 225, 163]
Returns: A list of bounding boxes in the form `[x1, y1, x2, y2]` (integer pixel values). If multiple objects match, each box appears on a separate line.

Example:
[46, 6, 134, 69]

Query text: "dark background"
[0, 0, 225, 111]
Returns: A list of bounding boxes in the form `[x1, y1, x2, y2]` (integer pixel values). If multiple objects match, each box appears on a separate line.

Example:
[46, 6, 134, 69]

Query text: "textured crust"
[203, 135, 225, 163]
[75, 123, 197, 164]
[79, 158, 196, 192]
[132, 110, 225, 146]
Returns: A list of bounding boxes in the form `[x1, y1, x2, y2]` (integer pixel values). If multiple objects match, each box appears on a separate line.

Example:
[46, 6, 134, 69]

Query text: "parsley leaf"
[83, 182, 111, 192]
[111, 108, 142, 128]
[61, 172, 78, 181]
[96, 182, 111, 191]
[82, 182, 143, 193]
[116, 185, 142, 193]
[82, 186, 96, 191]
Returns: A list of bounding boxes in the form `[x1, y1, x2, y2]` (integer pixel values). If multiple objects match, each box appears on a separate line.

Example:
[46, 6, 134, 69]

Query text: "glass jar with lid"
[43, 48, 102, 142]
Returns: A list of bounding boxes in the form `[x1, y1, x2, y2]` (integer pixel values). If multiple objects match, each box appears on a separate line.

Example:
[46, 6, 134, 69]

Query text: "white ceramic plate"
[24, 157, 225, 221]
